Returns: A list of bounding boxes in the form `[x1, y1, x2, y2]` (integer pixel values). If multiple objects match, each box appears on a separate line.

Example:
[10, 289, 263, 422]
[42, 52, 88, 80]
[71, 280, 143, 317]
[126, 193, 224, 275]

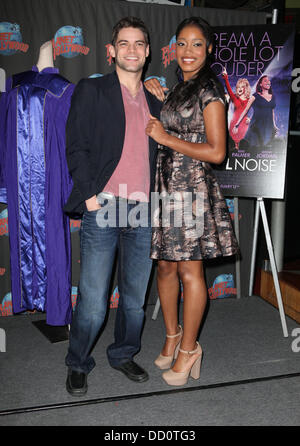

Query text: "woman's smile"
[176, 25, 211, 81]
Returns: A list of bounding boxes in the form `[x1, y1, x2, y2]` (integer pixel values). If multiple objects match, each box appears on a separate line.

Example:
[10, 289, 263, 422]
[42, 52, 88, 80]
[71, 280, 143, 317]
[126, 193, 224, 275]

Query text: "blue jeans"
[65, 199, 153, 374]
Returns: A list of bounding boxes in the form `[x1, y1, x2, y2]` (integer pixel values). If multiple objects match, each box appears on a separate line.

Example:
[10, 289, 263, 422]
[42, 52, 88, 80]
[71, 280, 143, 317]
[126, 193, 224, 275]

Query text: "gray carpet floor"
[1, 295, 300, 426]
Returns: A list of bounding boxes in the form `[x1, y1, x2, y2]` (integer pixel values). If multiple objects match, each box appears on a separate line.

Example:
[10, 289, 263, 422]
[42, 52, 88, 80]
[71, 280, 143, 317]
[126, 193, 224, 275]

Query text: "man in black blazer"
[65, 17, 161, 395]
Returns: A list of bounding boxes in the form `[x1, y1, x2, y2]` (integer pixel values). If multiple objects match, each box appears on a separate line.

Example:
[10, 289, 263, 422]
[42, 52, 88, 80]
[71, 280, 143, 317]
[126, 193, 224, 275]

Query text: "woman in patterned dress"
[145, 17, 238, 386]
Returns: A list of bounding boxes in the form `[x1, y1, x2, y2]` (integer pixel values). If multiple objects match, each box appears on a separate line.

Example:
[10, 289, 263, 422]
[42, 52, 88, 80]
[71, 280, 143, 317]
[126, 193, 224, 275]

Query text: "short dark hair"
[111, 16, 150, 46]
[256, 75, 273, 94]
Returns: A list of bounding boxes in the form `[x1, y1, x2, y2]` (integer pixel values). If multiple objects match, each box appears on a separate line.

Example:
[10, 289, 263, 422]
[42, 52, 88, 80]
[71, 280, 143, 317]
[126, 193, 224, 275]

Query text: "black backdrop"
[0, 0, 267, 318]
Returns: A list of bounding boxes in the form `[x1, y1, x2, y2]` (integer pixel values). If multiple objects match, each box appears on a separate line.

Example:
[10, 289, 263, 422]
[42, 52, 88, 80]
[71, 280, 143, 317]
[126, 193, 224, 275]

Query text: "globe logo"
[89, 73, 104, 78]
[0, 208, 8, 236]
[70, 219, 81, 233]
[0, 292, 12, 316]
[145, 76, 167, 88]
[0, 22, 22, 56]
[110, 286, 119, 308]
[53, 26, 89, 59]
[212, 274, 235, 298]
[226, 198, 234, 214]
[71, 286, 78, 309]
[169, 35, 176, 50]
[162, 35, 177, 68]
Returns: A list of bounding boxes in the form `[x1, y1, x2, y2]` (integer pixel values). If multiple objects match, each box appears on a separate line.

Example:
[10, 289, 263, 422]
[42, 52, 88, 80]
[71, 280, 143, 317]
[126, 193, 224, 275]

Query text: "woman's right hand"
[144, 78, 168, 102]
[222, 67, 227, 78]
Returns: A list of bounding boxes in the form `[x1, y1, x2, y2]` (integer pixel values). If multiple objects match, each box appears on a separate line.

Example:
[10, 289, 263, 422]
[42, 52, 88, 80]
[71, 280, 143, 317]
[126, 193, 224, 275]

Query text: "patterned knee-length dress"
[150, 79, 239, 261]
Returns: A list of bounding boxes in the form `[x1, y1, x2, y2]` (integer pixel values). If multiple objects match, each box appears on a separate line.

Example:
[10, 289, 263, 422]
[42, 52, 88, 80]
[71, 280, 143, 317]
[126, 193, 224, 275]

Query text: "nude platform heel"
[154, 325, 183, 370]
[162, 342, 202, 386]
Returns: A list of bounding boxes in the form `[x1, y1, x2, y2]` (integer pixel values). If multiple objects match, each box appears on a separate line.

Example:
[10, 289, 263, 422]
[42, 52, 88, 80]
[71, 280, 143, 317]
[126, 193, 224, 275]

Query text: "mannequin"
[0, 42, 75, 329]
[36, 40, 54, 72]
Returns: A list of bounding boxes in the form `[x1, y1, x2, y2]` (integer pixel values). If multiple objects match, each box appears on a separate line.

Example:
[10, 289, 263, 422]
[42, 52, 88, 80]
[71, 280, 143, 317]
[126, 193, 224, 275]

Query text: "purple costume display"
[0, 66, 75, 325]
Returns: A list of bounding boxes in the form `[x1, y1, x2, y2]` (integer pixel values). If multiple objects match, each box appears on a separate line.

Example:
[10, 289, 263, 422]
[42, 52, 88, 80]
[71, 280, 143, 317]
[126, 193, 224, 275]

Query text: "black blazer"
[64, 71, 162, 215]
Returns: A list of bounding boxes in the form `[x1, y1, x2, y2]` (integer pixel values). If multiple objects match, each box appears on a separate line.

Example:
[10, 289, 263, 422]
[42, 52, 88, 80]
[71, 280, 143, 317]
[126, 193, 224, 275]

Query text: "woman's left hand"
[146, 114, 168, 145]
[144, 79, 168, 102]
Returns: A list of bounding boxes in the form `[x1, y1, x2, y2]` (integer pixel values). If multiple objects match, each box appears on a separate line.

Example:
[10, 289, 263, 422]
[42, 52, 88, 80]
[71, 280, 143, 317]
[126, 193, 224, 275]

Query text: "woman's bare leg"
[172, 260, 207, 372]
[157, 260, 181, 356]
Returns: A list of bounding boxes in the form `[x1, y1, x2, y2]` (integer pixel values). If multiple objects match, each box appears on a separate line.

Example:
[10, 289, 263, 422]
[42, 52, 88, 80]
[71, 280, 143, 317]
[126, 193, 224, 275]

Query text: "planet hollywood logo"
[0, 209, 8, 236]
[71, 286, 78, 309]
[110, 286, 119, 309]
[0, 292, 12, 317]
[89, 73, 104, 79]
[161, 35, 176, 68]
[208, 274, 236, 299]
[52, 26, 90, 60]
[70, 219, 81, 233]
[105, 43, 113, 66]
[225, 198, 242, 221]
[0, 22, 29, 55]
[145, 75, 167, 89]
[226, 199, 235, 218]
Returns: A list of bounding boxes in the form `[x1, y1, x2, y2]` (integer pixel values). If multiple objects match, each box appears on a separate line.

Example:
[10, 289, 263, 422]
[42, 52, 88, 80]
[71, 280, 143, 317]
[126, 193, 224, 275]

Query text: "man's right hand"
[85, 195, 101, 211]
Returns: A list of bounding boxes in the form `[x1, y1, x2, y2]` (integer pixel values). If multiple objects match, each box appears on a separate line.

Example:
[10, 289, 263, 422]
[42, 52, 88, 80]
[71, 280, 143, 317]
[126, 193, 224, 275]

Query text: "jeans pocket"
[82, 209, 100, 230]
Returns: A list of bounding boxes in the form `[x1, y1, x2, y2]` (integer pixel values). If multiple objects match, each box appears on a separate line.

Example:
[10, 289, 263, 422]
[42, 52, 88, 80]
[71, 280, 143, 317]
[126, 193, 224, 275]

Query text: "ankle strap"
[179, 341, 199, 355]
[166, 325, 182, 339]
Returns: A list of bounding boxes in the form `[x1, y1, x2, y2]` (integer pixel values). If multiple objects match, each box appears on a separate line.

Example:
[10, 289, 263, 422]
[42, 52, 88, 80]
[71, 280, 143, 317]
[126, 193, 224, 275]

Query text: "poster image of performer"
[230, 74, 278, 151]
[222, 67, 252, 150]
[212, 25, 295, 199]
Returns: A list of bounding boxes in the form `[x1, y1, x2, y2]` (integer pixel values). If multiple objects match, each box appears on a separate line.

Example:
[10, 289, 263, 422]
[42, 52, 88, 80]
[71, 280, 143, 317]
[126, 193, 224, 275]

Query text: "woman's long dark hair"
[166, 17, 224, 110]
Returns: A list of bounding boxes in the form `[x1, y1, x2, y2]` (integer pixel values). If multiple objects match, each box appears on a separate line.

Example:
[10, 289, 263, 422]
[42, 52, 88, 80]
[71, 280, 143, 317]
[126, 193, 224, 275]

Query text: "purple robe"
[0, 66, 75, 325]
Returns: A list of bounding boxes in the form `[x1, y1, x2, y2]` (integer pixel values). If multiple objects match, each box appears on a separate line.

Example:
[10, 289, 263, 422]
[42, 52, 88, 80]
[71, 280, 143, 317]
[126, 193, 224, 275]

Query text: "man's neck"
[116, 68, 142, 98]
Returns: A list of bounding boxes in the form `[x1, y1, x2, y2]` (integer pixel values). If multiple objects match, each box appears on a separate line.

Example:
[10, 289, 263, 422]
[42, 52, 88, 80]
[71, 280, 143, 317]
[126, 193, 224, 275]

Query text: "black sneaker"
[112, 360, 149, 382]
[66, 370, 88, 396]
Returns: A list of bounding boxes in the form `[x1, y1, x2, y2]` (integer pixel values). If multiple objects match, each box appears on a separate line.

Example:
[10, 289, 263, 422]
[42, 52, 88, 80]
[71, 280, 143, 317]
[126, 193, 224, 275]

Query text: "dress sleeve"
[199, 80, 225, 113]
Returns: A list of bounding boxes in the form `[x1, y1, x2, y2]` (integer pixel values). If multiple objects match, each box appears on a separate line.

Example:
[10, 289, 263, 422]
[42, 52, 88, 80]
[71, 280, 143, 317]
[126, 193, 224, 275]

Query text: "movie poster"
[212, 25, 295, 199]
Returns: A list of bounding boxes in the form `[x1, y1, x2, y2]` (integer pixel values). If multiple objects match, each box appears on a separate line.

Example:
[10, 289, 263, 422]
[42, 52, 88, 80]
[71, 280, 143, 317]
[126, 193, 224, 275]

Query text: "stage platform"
[0, 296, 300, 426]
